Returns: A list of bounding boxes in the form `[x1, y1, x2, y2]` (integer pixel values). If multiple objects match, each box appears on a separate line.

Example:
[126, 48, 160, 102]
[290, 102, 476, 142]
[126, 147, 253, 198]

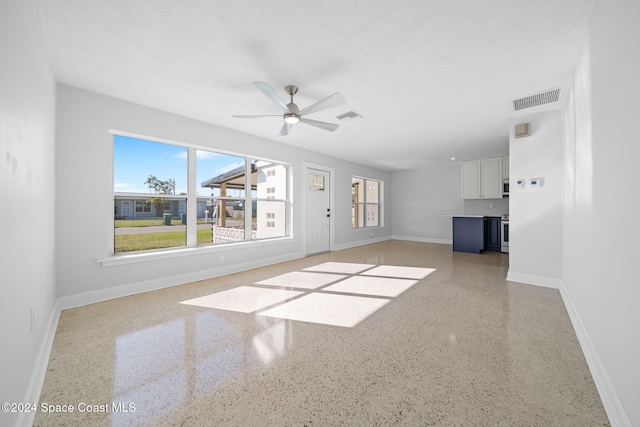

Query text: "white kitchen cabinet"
[503, 156, 509, 179]
[461, 157, 503, 199]
[482, 157, 503, 198]
[462, 160, 481, 199]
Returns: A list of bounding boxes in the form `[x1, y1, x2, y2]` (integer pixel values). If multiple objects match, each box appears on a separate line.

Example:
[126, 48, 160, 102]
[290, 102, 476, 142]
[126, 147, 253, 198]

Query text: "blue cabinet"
[452, 216, 485, 254]
[484, 217, 502, 252]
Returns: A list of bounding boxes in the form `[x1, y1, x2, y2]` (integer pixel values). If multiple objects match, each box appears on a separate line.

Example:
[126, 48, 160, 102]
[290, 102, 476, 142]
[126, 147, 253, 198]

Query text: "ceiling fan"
[233, 82, 345, 136]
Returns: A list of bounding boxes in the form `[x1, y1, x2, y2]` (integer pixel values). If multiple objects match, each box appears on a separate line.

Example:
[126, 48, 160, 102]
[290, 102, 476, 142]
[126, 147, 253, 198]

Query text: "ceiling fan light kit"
[283, 113, 300, 124]
[233, 82, 345, 136]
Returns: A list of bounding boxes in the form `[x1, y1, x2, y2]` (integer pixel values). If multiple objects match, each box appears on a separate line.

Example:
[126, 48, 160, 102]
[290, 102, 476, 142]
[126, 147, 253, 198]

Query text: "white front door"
[121, 200, 132, 216]
[306, 169, 330, 255]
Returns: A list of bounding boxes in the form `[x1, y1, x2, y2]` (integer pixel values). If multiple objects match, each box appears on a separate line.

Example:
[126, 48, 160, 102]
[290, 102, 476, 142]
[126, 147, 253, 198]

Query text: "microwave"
[503, 179, 509, 196]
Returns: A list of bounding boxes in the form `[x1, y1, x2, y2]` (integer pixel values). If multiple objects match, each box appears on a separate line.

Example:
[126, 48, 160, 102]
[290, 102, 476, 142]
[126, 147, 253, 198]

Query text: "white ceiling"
[41, 0, 593, 171]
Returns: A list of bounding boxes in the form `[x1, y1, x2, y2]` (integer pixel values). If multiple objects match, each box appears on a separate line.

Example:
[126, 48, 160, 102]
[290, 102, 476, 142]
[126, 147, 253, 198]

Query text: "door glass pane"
[309, 174, 325, 191]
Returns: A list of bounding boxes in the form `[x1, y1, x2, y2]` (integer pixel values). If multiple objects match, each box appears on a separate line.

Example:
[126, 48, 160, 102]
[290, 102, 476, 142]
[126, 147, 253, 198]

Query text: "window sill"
[351, 226, 384, 232]
[98, 236, 294, 267]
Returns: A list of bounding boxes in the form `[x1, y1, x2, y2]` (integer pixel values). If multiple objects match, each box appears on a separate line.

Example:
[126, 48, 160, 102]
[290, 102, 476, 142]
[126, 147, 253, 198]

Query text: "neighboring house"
[201, 161, 286, 239]
[114, 193, 209, 219]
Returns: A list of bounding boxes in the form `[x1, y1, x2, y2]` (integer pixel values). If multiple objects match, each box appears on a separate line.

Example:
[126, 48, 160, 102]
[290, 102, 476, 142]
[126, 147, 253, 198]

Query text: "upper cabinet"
[461, 157, 504, 199]
[462, 160, 482, 199]
[503, 156, 509, 179]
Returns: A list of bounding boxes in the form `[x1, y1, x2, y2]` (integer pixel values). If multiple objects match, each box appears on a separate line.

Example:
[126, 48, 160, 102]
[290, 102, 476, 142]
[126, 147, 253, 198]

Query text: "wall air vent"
[336, 110, 363, 121]
[515, 123, 531, 138]
[512, 87, 562, 111]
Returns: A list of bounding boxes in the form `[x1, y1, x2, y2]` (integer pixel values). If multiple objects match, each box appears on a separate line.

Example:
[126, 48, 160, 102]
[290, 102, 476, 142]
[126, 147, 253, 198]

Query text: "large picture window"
[112, 133, 290, 254]
[352, 177, 382, 228]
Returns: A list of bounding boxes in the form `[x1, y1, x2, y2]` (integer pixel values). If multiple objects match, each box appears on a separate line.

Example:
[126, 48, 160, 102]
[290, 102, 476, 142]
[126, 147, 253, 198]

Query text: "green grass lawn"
[115, 219, 208, 228]
[115, 230, 213, 253]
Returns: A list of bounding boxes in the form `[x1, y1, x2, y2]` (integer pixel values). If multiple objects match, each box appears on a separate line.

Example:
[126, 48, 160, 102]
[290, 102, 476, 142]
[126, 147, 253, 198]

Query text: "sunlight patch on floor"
[179, 262, 436, 327]
[323, 276, 418, 297]
[303, 262, 376, 274]
[258, 293, 390, 328]
[255, 271, 347, 289]
[180, 286, 303, 313]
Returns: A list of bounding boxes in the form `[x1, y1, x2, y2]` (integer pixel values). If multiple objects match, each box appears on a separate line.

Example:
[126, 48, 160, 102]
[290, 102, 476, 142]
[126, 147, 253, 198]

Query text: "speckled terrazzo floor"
[34, 241, 610, 426]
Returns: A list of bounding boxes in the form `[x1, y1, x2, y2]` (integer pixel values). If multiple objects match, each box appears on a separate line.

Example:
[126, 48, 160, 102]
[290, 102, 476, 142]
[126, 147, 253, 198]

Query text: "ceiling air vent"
[512, 87, 562, 111]
[336, 110, 363, 121]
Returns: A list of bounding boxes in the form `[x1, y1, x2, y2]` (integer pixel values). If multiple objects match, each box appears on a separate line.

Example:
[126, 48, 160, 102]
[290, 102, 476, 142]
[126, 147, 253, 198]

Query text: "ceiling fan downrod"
[283, 85, 300, 123]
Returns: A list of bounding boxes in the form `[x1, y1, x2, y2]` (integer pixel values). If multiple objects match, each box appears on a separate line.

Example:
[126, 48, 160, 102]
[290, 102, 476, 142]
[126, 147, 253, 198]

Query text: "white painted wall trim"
[506, 271, 562, 289]
[392, 235, 452, 245]
[60, 251, 304, 310]
[333, 235, 391, 251]
[559, 281, 633, 427]
[22, 250, 632, 427]
[17, 302, 60, 427]
[22, 249, 304, 426]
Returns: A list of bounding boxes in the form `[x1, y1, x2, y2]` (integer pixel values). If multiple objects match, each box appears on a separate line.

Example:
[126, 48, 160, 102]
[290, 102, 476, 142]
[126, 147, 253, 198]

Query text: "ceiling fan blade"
[232, 115, 282, 120]
[253, 82, 290, 113]
[298, 92, 345, 117]
[300, 118, 339, 132]
[277, 123, 292, 136]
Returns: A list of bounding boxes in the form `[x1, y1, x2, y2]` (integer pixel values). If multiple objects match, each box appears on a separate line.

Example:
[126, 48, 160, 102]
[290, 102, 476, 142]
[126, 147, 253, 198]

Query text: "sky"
[113, 135, 246, 197]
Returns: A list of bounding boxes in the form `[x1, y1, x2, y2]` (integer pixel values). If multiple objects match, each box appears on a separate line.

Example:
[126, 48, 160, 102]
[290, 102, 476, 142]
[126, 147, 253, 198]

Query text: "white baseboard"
[391, 235, 452, 245]
[558, 282, 632, 427]
[17, 300, 60, 427]
[333, 235, 391, 251]
[19, 251, 303, 426]
[27, 250, 631, 427]
[506, 271, 562, 289]
[502, 272, 631, 425]
[58, 251, 304, 310]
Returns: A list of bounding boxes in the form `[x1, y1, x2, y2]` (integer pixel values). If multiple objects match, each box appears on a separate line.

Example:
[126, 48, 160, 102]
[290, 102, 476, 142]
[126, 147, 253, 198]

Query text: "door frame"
[302, 162, 335, 255]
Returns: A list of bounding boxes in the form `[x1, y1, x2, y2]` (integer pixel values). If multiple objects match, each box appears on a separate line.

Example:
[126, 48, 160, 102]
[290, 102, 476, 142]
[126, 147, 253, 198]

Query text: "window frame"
[252, 160, 289, 241]
[135, 200, 151, 213]
[107, 130, 292, 261]
[351, 176, 383, 229]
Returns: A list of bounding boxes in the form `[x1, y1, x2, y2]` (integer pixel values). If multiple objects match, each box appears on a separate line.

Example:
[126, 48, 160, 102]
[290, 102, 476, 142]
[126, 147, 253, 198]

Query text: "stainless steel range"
[501, 214, 509, 253]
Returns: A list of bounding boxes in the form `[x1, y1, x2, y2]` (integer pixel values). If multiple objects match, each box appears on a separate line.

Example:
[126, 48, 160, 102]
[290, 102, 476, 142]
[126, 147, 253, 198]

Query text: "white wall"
[391, 163, 463, 244]
[55, 85, 391, 300]
[507, 110, 564, 287]
[0, 0, 58, 426]
[562, 0, 640, 424]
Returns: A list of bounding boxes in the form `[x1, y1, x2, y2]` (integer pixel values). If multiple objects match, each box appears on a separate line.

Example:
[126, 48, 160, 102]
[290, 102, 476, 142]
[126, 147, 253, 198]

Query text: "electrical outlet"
[219, 256, 225, 264]
[370, 233, 374, 238]
[489, 202, 494, 208]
